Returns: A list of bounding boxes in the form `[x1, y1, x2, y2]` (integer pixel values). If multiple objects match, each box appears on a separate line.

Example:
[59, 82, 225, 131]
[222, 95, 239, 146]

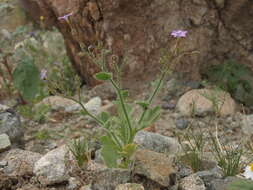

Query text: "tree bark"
[20, 0, 253, 87]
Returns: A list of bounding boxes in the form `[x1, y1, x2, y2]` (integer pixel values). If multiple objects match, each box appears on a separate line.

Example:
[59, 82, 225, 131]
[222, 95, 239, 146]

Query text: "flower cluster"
[171, 30, 188, 38]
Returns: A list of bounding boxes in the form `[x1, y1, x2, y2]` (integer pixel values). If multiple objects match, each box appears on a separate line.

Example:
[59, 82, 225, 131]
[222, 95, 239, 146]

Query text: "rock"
[185, 81, 201, 89]
[65, 96, 101, 114]
[79, 184, 92, 190]
[34, 145, 70, 185]
[195, 168, 223, 188]
[134, 131, 181, 154]
[40, 96, 102, 114]
[241, 114, 253, 136]
[0, 134, 11, 152]
[115, 183, 145, 190]
[162, 102, 176, 110]
[2, 149, 42, 176]
[89, 82, 116, 100]
[179, 175, 206, 190]
[209, 177, 241, 190]
[0, 161, 8, 168]
[175, 118, 189, 130]
[177, 89, 236, 117]
[92, 168, 131, 190]
[134, 149, 176, 187]
[214, 0, 225, 8]
[0, 107, 24, 145]
[67, 177, 81, 190]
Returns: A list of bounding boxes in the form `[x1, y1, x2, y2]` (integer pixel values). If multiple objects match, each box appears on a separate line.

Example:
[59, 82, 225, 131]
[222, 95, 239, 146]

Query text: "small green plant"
[227, 179, 253, 190]
[177, 126, 206, 172]
[34, 129, 51, 140]
[33, 104, 51, 123]
[68, 138, 90, 168]
[209, 132, 243, 177]
[13, 56, 41, 101]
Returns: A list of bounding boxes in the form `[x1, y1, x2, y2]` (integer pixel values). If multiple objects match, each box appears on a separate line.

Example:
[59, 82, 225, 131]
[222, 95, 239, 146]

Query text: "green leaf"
[121, 90, 129, 99]
[136, 101, 149, 110]
[99, 112, 111, 123]
[119, 143, 137, 158]
[94, 72, 112, 81]
[227, 179, 253, 190]
[100, 135, 120, 168]
[13, 57, 40, 101]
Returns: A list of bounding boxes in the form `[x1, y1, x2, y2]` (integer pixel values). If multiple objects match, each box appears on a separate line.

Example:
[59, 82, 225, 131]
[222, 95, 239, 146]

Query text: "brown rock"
[177, 89, 236, 116]
[115, 183, 145, 190]
[134, 149, 176, 187]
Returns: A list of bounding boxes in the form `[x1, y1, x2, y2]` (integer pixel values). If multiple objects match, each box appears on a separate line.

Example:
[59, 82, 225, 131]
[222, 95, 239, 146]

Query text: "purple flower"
[58, 12, 73, 21]
[171, 30, 188, 38]
[40, 69, 47, 80]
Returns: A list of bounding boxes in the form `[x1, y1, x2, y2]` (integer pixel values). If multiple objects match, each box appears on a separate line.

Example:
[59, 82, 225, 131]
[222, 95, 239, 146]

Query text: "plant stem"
[138, 68, 167, 126]
[110, 79, 132, 142]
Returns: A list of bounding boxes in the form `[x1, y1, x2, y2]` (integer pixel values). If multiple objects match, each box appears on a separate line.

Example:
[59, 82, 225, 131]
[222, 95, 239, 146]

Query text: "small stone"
[89, 82, 116, 100]
[115, 183, 145, 190]
[185, 81, 201, 89]
[92, 168, 131, 190]
[134, 149, 176, 187]
[209, 177, 241, 190]
[162, 102, 176, 110]
[195, 168, 223, 188]
[179, 175, 206, 190]
[175, 118, 189, 130]
[214, 0, 225, 8]
[0, 161, 8, 168]
[2, 149, 42, 176]
[79, 184, 92, 190]
[67, 177, 81, 190]
[241, 114, 253, 136]
[0, 106, 24, 145]
[0, 134, 11, 152]
[134, 131, 181, 154]
[34, 145, 70, 185]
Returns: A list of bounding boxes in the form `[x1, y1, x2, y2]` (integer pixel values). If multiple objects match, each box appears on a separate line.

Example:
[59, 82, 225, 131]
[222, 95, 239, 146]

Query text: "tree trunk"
[19, 0, 253, 87]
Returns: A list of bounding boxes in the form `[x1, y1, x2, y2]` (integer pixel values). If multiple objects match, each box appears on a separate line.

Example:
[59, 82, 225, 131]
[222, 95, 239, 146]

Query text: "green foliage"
[33, 104, 51, 123]
[95, 72, 112, 81]
[203, 60, 253, 105]
[227, 179, 253, 190]
[177, 127, 206, 172]
[13, 57, 40, 101]
[209, 132, 243, 177]
[68, 138, 90, 168]
[34, 129, 51, 140]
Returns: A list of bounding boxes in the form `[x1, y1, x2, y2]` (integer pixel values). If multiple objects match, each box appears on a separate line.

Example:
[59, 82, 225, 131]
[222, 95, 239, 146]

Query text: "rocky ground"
[0, 1, 253, 190]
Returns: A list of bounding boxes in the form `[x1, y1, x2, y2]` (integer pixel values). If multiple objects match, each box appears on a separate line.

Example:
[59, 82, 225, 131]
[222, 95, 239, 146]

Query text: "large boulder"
[176, 89, 236, 116]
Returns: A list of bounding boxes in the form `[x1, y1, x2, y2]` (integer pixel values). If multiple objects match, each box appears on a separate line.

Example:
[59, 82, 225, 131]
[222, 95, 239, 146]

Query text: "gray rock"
[195, 167, 223, 188]
[34, 145, 70, 185]
[0, 133, 11, 152]
[0, 161, 8, 168]
[79, 184, 92, 190]
[162, 102, 176, 110]
[0, 107, 24, 145]
[134, 149, 176, 187]
[175, 118, 189, 130]
[92, 168, 131, 190]
[242, 114, 253, 136]
[67, 177, 81, 190]
[179, 174, 206, 190]
[115, 183, 144, 190]
[134, 131, 181, 154]
[2, 149, 42, 176]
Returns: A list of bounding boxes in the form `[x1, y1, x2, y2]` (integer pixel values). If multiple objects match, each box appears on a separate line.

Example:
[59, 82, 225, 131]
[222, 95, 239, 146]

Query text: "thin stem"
[138, 68, 168, 125]
[110, 79, 132, 142]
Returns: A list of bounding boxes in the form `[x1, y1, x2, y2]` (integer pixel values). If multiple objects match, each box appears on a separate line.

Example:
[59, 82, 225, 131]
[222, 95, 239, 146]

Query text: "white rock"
[180, 175, 206, 190]
[0, 133, 11, 152]
[34, 145, 70, 185]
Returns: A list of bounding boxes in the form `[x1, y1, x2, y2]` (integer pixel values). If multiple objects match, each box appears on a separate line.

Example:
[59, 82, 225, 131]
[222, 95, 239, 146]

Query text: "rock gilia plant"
[49, 30, 191, 168]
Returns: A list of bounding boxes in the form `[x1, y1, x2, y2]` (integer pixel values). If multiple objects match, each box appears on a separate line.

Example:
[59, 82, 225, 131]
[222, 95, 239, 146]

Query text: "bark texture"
[19, 0, 253, 87]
